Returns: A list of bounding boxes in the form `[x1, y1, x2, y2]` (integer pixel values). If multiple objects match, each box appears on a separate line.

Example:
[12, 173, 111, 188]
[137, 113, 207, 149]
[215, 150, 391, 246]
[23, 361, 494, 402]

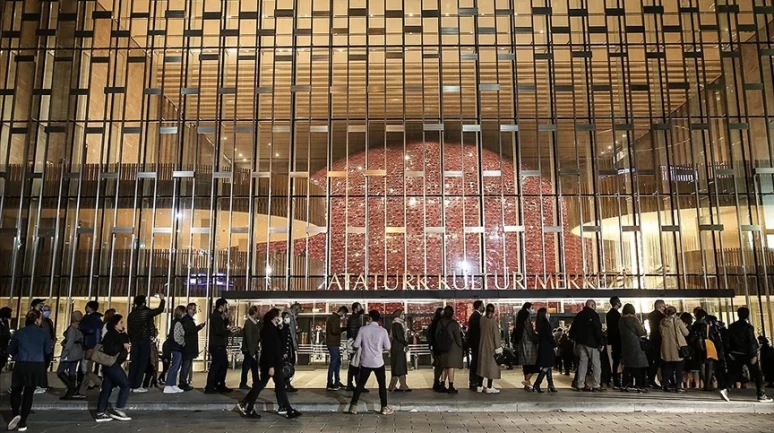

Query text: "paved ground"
[4, 411, 774, 433]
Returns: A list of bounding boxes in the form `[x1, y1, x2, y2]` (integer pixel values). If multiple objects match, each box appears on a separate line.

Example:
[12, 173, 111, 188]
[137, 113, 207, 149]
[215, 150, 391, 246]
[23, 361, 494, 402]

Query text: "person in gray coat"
[618, 304, 649, 392]
[58, 311, 85, 400]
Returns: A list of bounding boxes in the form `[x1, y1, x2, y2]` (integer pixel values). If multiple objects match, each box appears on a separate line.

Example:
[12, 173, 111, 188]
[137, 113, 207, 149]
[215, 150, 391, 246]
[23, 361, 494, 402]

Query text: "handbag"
[674, 320, 691, 360]
[704, 324, 718, 361]
[90, 344, 118, 367]
[282, 361, 295, 378]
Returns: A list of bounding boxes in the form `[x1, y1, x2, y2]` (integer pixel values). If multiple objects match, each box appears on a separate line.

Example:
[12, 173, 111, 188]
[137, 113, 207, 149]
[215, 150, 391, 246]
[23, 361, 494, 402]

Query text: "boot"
[58, 372, 75, 400]
[532, 371, 546, 393]
[547, 370, 558, 393]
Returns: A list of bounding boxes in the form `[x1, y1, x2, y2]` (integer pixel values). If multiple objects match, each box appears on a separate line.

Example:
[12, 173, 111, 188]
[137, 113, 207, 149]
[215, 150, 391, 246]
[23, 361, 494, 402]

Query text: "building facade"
[1, 0, 773, 356]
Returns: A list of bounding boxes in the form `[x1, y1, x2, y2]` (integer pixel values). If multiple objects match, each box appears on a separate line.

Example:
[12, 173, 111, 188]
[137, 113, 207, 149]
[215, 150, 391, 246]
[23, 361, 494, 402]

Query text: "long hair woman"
[513, 302, 538, 390]
[428, 307, 447, 392]
[619, 303, 649, 392]
[476, 304, 502, 393]
[389, 309, 411, 392]
[436, 306, 463, 394]
[533, 308, 558, 393]
[7, 310, 52, 432]
[95, 314, 132, 422]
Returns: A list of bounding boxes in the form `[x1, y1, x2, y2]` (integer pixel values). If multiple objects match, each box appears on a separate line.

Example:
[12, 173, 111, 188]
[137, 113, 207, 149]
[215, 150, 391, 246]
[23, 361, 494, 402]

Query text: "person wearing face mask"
[30, 300, 54, 395]
[7, 310, 52, 432]
[569, 299, 605, 392]
[58, 311, 86, 400]
[467, 300, 484, 391]
[178, 303, 205, 391]
[646, 299, 666, 388]
[280, 311, 297, 393]
[325, 306, 348, 390]
[346, 302, 367, 392]
[533, 308, 558, 393]
[237, 308, 301, 419]
[205, 298, 232, 394]
[239, 306, 261, 390]
[512, 302, 538, 391]
[718, 307, 772, 403]
[477, 304, 502, 393]
[388, 309, 411, 392]
[606, 297, 623, 389]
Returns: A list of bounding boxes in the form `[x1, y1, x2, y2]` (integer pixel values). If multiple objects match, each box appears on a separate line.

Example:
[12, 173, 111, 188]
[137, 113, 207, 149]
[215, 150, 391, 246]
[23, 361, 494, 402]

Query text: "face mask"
[43, 311, 51, 319]
[283, 317, 291, 324]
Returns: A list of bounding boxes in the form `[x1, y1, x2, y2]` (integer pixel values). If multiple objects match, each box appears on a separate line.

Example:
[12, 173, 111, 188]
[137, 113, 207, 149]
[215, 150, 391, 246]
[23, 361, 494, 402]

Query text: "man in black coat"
[178, 303, 206, 391]
[719, 307, 772, 402]
[467, 300, 484, 390]
[569, 299, 604, 391]
[346, 302, 366, 391]
[606, 297, 622, 388]
[205, 298, 232, 393]
[646, 299, 666, 388]
[127, 294, 166, 391]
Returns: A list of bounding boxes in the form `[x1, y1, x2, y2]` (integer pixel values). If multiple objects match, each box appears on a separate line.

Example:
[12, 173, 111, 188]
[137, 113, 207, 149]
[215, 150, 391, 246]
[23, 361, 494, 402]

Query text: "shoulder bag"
[675, 320, 691, 360]
[90, 343, 118, 367]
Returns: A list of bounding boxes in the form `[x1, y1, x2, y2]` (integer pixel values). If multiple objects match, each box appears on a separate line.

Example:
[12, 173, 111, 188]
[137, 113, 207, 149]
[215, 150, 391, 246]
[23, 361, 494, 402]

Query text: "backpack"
[434, 321, 454, 353]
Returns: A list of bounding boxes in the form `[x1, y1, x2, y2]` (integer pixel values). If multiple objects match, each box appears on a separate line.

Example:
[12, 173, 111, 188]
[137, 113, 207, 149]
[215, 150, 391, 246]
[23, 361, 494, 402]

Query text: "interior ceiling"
[103, 0, 747, 162]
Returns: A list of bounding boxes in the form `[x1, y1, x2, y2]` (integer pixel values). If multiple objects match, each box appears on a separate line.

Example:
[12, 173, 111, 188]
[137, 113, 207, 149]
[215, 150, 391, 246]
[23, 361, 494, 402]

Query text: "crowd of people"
[1, 296, 774, 431]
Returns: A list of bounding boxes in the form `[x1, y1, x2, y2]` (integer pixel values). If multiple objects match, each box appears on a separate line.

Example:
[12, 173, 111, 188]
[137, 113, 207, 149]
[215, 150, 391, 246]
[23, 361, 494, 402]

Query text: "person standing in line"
[347, 310, 393, 415]
[477, 303, 502, 393]
[388, 309, 411, 392]
[283, 303, 301, 357]
[533, 308, 558, 393]
[127, 293, 166, 393]
[237, 308, 301, 419]
[325, 306, 348, 390]
[659, 306, 689, 393]
[58, 311, 86, 400]
[618, 303, 649, 392]
[163, 306, 187, 394]
[95, 314, 132, 423]
[101, 309, 116, 341]
[1, 307, 13, 382]
[718, 307, 773, 403]
[428, 307, 448, 392]
[205, 298, 232, 393]
[758, 335, 774, 388]
[569, 299, 605, 392]
[6, 310, 51, 432]
[346, 302, 367, 392]
[281, 311, 297, 393]
[30, 300, 54, 394]
[239, 305, 261, 390]
[690, 309, 722, 391]
[558, 330, 574, 376]
[79, 301, 103, 393]
[467, 300, 484, 391]
[179, 303, 205, 391]
[647, 299, 666, 388]
[513, 303, 538, 391]
[436, 306, 463, 394]
[606, 297, 623, 389]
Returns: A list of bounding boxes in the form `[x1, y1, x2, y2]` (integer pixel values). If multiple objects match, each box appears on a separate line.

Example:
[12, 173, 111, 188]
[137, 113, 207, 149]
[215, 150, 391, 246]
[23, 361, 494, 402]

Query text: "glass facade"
[1, 0, 773, 344]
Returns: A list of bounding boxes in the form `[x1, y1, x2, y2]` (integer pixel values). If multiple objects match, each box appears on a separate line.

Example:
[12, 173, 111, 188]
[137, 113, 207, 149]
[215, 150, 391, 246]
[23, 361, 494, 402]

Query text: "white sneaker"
[131, 388, 148, 394]
[484, 387, 500, 394]
[719, 389, 730, 402]
[34, 387, 46, 395]
[95, 413, 112, 423]
[110, 409, 131, 421]
[174, 386, 185, 393]
[163, 386, 178, 394]
[476, 386, 483, 393]
[7, 415, 21, 430]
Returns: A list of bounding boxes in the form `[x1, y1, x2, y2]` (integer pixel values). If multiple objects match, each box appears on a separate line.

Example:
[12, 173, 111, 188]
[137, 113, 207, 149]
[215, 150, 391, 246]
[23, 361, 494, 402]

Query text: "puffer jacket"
[726, 319, 758, 358]
[127, 300, 165, 341]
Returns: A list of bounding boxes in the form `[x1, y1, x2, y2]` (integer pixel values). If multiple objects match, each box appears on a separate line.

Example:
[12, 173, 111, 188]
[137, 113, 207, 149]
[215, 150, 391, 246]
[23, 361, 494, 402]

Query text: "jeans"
[241, 367, 291, 413]
[468, 348, 482, 387]
[611, 349, 622, 386]
[98, 365, 131, 413]
[179, 355, 193, 387]
[726, 354, 764, 395]
[205, 346, 228, 391]
[79, 359, 102, 392]
[661, 360, 685, 390]
[575, 344, 601, 389]
[167, 351, 183, 388]
[240, 353, 259, 387]
[327, 345, 341, 385]
[350, 365, 387, 408]
[128, 339, 151, 389]
[11, 386, 34, 423]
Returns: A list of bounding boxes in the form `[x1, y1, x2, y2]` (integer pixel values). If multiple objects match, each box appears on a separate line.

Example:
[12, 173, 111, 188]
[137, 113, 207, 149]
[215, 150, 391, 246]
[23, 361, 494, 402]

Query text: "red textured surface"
[262, 142, 585, 285]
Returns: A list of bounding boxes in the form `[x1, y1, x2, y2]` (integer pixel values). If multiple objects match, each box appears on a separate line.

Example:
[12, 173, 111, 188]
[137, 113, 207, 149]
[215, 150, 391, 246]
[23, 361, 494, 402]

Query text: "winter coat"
[325, 313, 343, 346]
[467, 310, 482, 354]
[436, 318, 463, 369]
[619, 315, 649, 368]
[60, 326, 85, 362]
[259, 324, 283, 372]
[570, 306, 604, 348]
[180, 315, 204, 358]
[241, 317, 260, 356]
[79, 312, 103, 350]
[648, 309, 666, 346]
[101, 329, 129, 367]
[127, 301, 165, 342]
[208, 310, 230, 348]
[390, 320, 409, 377]
[518, 318, 538, 366]
[535, 319, 556, 369]
[660, 316, 689, 362]
[477, 315, 501, 379]
[726, 319, 758, 358]
[606, 308, 622, 353]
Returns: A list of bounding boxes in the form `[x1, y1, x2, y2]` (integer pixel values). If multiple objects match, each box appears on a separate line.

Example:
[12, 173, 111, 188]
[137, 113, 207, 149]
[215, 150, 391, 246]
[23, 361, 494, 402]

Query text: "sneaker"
[345, 385, 357, 392]
[758, 394, 773, 403]
[163, 386, 179, 394]
[592, 387, 606, 392]
[285, 408, 302, 419]
[8, 415, 21, 430]
[380, 406, 394, 415]
[131, 388, 148, 394]
[719, 388, 730, 402]
[179, 384, 194, 392]
[334, 382, 346, 389]
[476, 386, 483, 393]
[239, 384, 251, 390]
[277, 406, 288, 415]
[347, 404, 357, 415]
[326, 384, 341, 391]
[95, 413, 112, 423]
[34, 387, 46, 395]
[17, 423, 27, 432]
[236, 403, 248, 416]
[110, 409, 131, 421]
[484, 387, 500, 394]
